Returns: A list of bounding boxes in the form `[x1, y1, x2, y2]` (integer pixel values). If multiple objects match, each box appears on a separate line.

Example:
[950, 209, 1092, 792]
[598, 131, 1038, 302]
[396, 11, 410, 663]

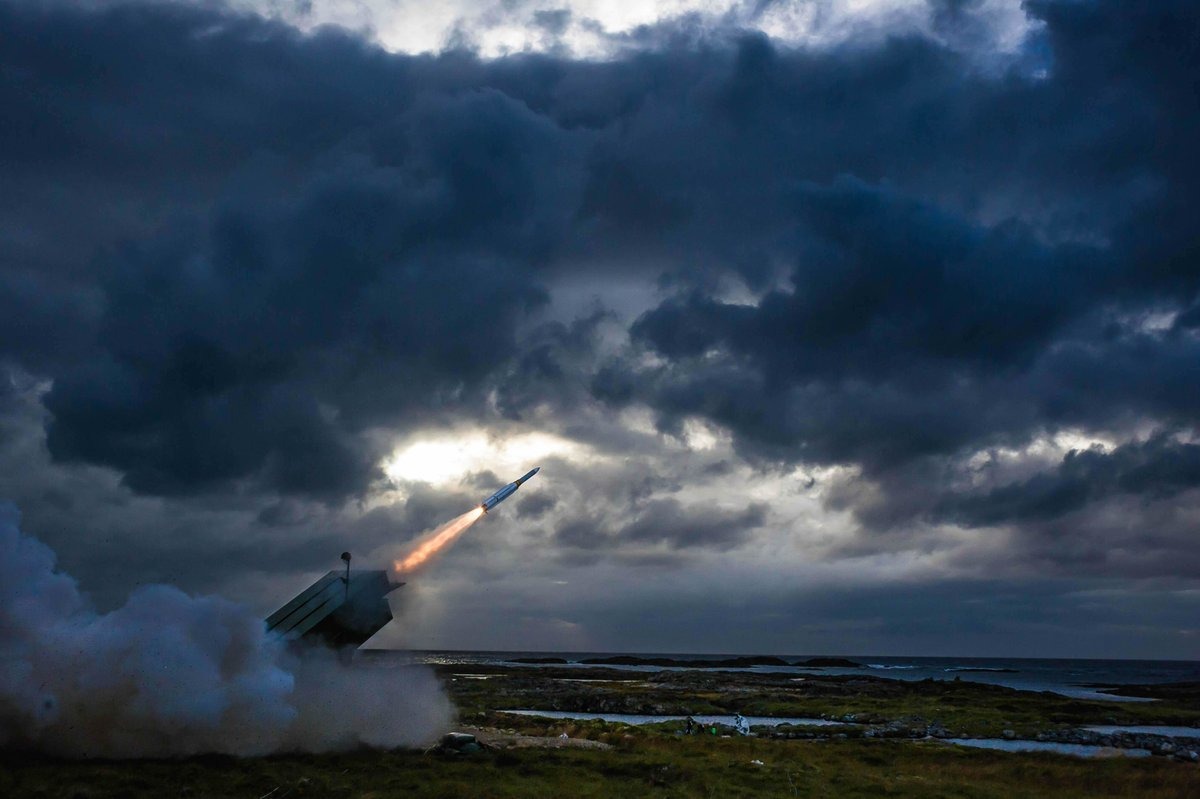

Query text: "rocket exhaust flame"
[393, 506, 485, 574]
[393, 467, 540, 573]
[0, 504, 452, 758]
[392, 468, 539, 575]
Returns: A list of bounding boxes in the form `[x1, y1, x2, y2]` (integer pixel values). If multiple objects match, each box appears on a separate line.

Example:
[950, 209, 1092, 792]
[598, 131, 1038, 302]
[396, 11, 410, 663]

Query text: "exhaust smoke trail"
[392, 468, 539, 574]
[0, 503, 452, 758]
[393, 506, 485, 574]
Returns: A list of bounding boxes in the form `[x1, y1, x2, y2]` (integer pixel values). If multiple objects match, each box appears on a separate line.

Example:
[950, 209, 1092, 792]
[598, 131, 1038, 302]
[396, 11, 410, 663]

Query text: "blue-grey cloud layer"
[1, 0, 1199, 654]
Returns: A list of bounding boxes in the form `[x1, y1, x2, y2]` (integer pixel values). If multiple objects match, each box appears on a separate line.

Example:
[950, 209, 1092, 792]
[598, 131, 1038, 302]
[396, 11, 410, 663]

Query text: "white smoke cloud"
[0, 502, 452, 757]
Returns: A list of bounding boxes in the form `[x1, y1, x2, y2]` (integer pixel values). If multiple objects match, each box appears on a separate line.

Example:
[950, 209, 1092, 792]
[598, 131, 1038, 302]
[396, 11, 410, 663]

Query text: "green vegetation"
[445, 667, 1200, 738]
[4, 666, 1197, 797]
[3, 736, 1197, 798]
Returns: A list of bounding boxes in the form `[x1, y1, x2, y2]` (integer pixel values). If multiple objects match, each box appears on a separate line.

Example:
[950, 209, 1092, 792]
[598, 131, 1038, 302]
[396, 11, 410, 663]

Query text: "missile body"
[480, 467, 540, 513]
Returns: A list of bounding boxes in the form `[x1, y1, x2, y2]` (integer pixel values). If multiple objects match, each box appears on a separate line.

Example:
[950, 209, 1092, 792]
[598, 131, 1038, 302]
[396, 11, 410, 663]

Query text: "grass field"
[4, 665, 1198, 798]
[4, 735, 1199, 798]
[446, 666, 1200, 738]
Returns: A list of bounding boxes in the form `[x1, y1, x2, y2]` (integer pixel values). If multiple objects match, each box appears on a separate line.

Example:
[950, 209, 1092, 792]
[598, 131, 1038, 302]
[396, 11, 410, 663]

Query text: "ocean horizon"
[372, 650, 1200, 702]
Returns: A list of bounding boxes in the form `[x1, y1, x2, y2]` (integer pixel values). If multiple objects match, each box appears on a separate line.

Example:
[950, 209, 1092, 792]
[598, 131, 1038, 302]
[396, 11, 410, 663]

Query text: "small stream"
[497, 710, 1188, 758]
[497, 710, 851, 727]
[1083, 725, 1200, 739]
[945, 738, 1151, 758]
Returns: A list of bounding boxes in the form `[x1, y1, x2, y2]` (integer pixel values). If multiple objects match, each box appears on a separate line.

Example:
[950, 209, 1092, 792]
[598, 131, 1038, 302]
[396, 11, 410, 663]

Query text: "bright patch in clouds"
[384, 429, 582, 485]
[229, 0, 1037, 60]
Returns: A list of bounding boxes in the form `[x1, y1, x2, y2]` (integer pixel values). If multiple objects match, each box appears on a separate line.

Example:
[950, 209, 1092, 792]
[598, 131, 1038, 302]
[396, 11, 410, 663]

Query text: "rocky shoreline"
[1089, 682, 1200, 701]
[757, 716, 1199, 760]
[507, 655, 863, 668]
[445, 663, 1200, 765]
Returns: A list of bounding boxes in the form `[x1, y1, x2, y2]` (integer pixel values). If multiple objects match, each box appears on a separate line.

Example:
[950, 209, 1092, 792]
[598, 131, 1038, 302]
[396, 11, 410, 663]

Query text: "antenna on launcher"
[340, 551, 351, 601]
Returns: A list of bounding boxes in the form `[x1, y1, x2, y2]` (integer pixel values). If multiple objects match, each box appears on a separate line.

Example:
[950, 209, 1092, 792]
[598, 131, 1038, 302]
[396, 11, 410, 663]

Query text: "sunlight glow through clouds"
[228, 0, 1037, 60]
[383, 429, 583, 485]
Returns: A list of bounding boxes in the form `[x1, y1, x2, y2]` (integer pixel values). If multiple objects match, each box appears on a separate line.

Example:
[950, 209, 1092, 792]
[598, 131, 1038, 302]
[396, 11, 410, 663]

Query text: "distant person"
[735, 713, 749, 736]
[685, 716, 695, 735]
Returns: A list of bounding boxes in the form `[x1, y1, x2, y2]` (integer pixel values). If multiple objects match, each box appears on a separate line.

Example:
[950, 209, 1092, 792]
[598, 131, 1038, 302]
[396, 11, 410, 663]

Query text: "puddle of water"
[946, 738, 1151, 758]
[1084, 725, 1200, 738]
[497, 710, 850, 727]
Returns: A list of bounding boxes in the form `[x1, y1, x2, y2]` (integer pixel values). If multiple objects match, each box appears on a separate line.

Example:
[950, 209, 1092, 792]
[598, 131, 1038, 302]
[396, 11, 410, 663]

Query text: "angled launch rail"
[265, 570, 403, 649]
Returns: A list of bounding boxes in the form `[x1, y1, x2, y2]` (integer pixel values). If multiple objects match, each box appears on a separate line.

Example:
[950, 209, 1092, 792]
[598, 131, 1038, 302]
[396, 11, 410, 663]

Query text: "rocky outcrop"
[792, 658, 863, 668]
[579, 655, 791, 668]
[759, 716, 1200, 761]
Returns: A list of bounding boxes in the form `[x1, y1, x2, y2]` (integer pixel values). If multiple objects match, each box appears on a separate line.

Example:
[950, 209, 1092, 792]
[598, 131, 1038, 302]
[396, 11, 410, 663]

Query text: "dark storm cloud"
[0, 0, 1199, 601]
[515, 492, 557, 520]
[556, 498, 767, 555]
[610, 177, 1109, 471]
[588, 2, 1200, 539]
[608, 173, 1191, 472]
[492, 310, 616, 422]
[785, 318, 1200, 536]
[0, 369, 489, 612]
[533, 8, 572, 36]
[1, 1, 581, 498]
[636, 178, 1107, 372]
[937, 436, 1200, 527]
[42, 168, 552, 497]
[619, 498, 767, 550]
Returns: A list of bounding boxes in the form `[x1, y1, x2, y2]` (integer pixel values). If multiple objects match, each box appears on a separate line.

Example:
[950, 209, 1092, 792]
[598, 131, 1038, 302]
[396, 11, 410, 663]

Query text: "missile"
[480, 467, 540, 513]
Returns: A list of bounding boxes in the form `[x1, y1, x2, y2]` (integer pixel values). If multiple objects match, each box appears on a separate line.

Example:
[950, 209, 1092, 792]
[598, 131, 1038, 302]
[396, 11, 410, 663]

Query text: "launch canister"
[480, 467, 540, 513]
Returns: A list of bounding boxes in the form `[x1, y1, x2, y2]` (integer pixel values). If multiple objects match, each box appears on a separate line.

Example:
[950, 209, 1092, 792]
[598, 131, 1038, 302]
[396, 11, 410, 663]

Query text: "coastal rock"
[1093, 682, 1200, 701]
[578, 655, 791, 669]
[793, 658, 862, 668]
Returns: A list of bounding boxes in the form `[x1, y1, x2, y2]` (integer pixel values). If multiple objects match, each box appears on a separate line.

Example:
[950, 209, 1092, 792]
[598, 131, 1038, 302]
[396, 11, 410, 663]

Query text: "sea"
[382, 651, 1200, 702]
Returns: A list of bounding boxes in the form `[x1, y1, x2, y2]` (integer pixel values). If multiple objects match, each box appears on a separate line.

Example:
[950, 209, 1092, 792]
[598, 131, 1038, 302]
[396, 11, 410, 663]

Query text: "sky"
[1, 0, 1198, 659]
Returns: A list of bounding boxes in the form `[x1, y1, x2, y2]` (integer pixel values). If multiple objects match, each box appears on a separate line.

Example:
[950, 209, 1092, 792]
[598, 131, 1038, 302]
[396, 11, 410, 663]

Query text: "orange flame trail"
[394, 507, 485, 574]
